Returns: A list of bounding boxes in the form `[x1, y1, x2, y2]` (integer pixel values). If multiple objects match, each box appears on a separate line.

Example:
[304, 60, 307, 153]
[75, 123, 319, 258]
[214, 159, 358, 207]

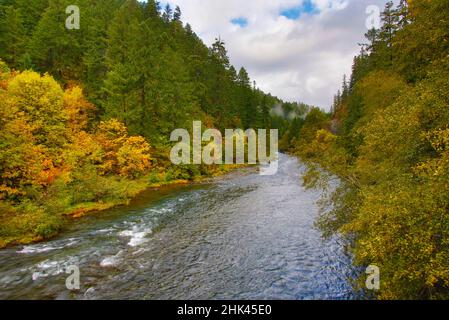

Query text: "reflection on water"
[0, 154, 358, 300]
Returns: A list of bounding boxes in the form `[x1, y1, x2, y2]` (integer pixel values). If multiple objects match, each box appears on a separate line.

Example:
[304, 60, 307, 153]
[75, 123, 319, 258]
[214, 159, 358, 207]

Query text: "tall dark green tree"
[28, 0, 87, 81]
[14, 0, 48, 35]
[102, 0, 145, 133]
[162, 4, 172, 23]
[173, 5, 181, 22]
[0, 5, 25, 67]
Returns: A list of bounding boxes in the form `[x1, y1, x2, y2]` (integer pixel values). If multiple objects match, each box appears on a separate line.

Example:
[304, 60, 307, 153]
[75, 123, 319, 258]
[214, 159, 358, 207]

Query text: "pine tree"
[0, 5, 26, 68]
[162, 4, 172, 23]
[83, 0, 122, 106]
[185, 23, 193, 35]
[379, 1, 399, 65]
[363, 28, 380, 54]
[211, 38, 230, 69]
[144, 0, 160, 18]
[237, 67, 255, 128]
[342, 74, 349, 99]
[14, 0, 49, 35]
[260, 95, 271, 129]
[237, 67, 250, 87]
[173, 5, 182, 22]
[103, 0, 145, 133]
[396, 0, 410, 28]
[28, 0, 87, 81]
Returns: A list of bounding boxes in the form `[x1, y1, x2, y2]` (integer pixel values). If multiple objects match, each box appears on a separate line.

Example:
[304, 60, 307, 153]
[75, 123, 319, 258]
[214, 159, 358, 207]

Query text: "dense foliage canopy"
[286, 0, 449, 299]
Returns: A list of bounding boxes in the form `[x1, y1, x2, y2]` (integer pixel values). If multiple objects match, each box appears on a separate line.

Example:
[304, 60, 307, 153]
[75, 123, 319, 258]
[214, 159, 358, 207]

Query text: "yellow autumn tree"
[63, 86, 95, 134]
[117, 136, 152, 178]
[95, 119, 152, 178]
[95, 119, 128, 175]
[7, 71, 68, 151]
[0, 70, 51, 199]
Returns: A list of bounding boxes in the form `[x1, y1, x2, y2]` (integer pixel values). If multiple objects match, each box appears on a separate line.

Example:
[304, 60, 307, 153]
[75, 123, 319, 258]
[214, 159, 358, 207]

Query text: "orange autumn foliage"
[0, 68, 152, 202]
[63, 86, 95, 133]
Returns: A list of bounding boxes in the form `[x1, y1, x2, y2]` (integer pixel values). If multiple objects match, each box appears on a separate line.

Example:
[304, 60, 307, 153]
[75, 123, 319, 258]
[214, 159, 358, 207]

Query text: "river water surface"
[0, 154, 357, 300]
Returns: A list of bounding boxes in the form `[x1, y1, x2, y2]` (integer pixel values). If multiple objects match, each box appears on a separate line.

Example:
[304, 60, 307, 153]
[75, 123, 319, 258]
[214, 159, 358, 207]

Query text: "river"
[0, 154, 358, 300]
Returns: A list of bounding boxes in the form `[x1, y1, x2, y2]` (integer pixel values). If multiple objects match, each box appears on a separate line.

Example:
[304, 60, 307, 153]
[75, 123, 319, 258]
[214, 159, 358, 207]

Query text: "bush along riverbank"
[0, 64, 244, 248]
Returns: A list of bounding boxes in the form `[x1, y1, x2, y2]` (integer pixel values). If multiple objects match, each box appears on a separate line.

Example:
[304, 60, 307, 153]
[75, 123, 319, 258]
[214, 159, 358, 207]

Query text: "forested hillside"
[4, 0, 447, 301]
[285, 0, 449, 299]
[0, 0, 282, 138]
[0, 0, 310, 247]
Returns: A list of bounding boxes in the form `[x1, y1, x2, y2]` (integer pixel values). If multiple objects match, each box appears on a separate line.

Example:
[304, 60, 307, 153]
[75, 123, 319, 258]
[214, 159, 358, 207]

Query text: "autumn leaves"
[0, 65, 152, 203]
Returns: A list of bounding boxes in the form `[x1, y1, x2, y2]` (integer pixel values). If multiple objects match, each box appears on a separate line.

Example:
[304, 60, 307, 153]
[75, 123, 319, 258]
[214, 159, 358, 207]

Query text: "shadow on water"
[0, 154, 361, 300]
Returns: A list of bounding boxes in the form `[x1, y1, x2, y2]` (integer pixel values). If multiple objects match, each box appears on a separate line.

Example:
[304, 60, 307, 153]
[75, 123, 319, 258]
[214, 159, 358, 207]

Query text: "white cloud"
[165, 0, 392, 110]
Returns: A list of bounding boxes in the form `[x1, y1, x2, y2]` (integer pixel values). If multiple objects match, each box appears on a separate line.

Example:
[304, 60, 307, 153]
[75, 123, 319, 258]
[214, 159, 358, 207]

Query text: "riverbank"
[0, 164, 247, 249]
[64, 163, 249, 220]
[0, 154, 357, 300]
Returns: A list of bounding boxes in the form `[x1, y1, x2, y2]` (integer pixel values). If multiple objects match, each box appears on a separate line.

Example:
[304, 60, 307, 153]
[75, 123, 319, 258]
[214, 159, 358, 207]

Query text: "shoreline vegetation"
[280, 1, 449, 300]
[58, 163, 251, 220]
[0, 163, 245, 249]
[0, 61, 264, 249]
[0, 61, 260, 249]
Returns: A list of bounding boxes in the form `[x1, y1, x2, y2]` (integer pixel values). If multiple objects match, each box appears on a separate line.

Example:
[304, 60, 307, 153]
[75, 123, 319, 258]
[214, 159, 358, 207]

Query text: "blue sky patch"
[280, 0, 319, 20]
[231, 17, 248, 28]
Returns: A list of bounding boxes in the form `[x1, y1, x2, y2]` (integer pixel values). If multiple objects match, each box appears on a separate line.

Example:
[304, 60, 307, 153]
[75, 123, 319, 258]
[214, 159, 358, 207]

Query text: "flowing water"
[0, 154, 358, 300]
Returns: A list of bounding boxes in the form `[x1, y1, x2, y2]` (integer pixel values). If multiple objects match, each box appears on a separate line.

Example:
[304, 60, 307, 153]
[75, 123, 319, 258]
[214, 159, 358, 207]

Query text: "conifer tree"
[162, 4, 172, 23]
[0, 5, 25, 68]
[173, 5, 182, 22]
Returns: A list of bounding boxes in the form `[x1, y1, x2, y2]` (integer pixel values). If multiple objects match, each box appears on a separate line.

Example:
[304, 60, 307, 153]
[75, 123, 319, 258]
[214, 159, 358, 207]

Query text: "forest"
[282, 0, 449, 299]
[1, 0, 448, 301]
[0, 0, 309, 247]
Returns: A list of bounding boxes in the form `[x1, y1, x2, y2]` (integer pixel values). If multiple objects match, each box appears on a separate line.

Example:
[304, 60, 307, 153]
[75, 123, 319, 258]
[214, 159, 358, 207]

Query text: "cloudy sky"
[162, 0, 391, 110]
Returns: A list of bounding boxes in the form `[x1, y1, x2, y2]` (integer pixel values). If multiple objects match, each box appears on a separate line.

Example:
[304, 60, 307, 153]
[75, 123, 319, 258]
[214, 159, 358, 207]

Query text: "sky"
[161, 0, 392, 110]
